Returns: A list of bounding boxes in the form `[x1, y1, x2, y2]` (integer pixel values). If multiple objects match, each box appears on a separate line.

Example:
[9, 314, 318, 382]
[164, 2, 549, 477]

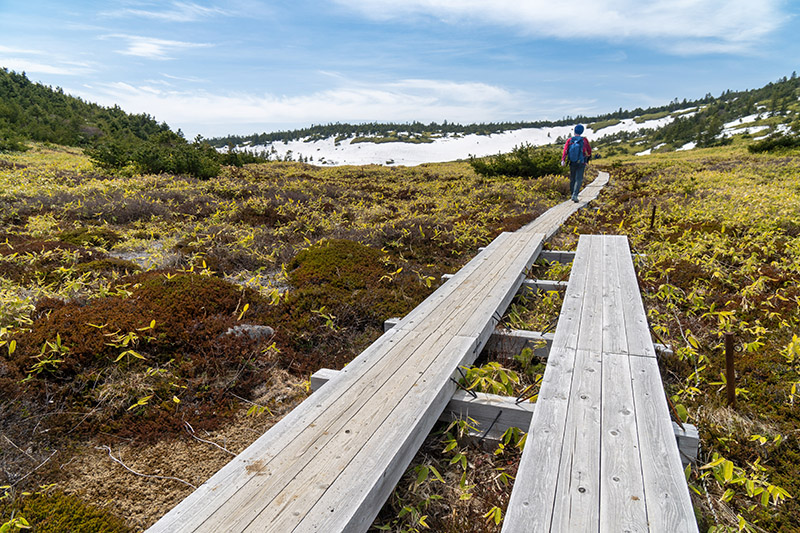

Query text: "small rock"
[225, 324, 275, 341]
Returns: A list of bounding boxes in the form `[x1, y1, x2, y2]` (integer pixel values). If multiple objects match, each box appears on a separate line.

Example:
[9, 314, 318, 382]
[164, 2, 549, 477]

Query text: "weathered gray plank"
[549, 349, 602, 532]
[549, 236, 604, 531]
[630, 356, 697, 532]
[600, 352, 648, 532]
[549, 236, 593, 350]
[601, 236, 628, 355]
[501, 347, 578, 533]
[539, 250, 576, 264]
[483, 329, 554, 360]
[576, 236, 604, 353]
[616, 237, 657, 358]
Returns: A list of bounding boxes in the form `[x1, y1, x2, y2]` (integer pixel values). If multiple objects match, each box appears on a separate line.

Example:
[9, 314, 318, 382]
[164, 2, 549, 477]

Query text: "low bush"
[86, 131, 221, 179]
[469, 143, 564, 179]
[1, 492, 131, 533]
[748, 133, 800, 153]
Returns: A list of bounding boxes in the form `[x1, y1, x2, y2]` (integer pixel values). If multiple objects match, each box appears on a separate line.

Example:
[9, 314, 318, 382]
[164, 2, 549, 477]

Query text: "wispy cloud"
[103, 34, 211, 60]
[334, 0, 787, 54]
[77, 77, 571, 136]
[0, 47, 96, 76]
[102, 1, 229, 22]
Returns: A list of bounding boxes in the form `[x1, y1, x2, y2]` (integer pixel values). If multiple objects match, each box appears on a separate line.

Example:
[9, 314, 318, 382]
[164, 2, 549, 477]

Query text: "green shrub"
[0, 129, 29, 152]
[59, 227, 122, 248]
[748, 133, 800, 153]
[2, 492, 131, 533]
[287, 239, 387, 290]
[469, 143, 565, 179]
[86, 131, 221, 179]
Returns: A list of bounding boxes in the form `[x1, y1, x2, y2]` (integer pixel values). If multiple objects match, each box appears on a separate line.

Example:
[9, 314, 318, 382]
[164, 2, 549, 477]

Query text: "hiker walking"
[561, 124, 592, 202]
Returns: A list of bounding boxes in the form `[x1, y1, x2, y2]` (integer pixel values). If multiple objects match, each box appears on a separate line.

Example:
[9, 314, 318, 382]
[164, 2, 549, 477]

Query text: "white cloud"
[103, 34, 211, 60]
[74, 77, 573, 136]
[0, 57, 95, 76]
[102, 1, 229, 22]
[333, 0, 786, 54]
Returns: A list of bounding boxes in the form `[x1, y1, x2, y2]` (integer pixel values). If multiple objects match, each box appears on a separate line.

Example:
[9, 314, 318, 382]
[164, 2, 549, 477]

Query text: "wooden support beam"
[385, 319, 672, 360]
[539, 250, 577, 264]
[309, 368, 698, 466]
[441, 274, 569, 293]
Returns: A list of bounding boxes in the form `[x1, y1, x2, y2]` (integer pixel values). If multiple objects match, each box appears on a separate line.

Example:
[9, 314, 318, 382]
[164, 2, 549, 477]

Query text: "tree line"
[0, 68, 268, 177]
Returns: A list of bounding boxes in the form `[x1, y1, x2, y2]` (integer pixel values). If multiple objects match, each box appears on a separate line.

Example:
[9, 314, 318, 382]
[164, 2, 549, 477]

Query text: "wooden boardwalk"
[520, 171, 609, 238]
[146, 170, 699, 532]
[148, 230, 545, 532]
[502, 235, 697, 532]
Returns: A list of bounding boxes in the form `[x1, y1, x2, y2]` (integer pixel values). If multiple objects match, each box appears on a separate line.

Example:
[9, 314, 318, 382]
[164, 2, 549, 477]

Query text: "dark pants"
[569, 163, 585, 200]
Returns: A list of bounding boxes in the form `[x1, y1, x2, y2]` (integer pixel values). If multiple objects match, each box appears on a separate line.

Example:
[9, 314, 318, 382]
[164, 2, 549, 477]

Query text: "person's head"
[574, 124, 584, 135]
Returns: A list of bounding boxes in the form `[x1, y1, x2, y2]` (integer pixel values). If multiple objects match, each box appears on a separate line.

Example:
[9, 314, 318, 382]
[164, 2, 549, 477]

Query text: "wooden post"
[725, 333, 736, 408]
[649, 204, 657, 230]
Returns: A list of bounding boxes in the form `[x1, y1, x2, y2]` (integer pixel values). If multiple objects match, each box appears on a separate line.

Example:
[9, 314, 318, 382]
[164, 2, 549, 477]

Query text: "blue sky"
[1, 1, 798, 138]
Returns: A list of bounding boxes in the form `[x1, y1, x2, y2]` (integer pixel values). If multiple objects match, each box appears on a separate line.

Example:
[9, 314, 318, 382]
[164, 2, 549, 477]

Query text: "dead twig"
[12, 449, 58, 487]
[96, 445, 196, 488]
[183, 422, 235, 456]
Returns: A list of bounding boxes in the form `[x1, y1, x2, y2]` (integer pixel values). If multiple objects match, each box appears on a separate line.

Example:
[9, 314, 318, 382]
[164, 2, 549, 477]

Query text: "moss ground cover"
[0, 143, 570, 530]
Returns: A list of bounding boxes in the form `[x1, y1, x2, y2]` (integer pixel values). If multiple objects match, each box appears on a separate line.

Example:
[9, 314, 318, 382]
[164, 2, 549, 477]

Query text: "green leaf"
[415, 466, 429, 486]
[428, 465, 444, 483]
[723, 460, 734, 483]
[675, 403, 689, 423]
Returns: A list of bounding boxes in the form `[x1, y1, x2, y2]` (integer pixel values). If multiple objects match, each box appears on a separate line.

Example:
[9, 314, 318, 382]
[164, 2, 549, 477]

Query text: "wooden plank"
[540, 250, 576, 264]
[550, 235, 593, 350]
[576, 236, 604, 353]
[263, 335, 477, 533]
[600, 352, 648, 532]
[630, 356, 697, 532]
[616, 237, 657, 358]
[549, 349, 602, 532]
[483, 329, 553, 360]
[602, 236, 629, 355]
[673, 422, 700, 468]
[550, 237, 604, 530]
[501, 346, 578, 533]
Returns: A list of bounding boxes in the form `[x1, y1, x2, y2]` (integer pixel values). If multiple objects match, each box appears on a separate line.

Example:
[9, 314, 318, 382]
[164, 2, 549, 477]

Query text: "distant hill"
[0, 68, 170, 150]
[2, 66, 798, 166]
[205, 74, 799, 166]
[206, 98, 716, 149]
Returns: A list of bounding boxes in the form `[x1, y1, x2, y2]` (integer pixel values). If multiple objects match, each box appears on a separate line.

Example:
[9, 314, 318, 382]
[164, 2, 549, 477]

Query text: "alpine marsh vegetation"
[3, 135, 800, 532]
[0, 142, 570, 530]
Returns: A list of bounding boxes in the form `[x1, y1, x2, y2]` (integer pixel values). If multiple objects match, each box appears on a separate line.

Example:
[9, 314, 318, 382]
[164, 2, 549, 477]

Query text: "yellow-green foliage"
[1, 492, 130, 533]
[634, 110, 671, 123]
[588, 118, 621, 131]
